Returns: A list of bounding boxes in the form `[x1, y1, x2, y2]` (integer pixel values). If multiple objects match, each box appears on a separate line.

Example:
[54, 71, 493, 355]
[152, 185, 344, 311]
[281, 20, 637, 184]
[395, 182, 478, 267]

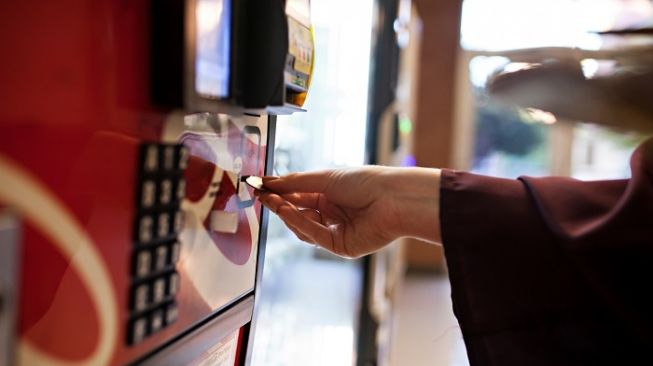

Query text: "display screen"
[195, 0, 231, 98]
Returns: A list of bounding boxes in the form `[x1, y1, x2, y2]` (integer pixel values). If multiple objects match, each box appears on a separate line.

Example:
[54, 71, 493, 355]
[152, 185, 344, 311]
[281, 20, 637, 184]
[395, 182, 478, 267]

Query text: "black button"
[157, 213, 170, 239]
[170, 242, 181, 264]
[165, 302, 179, 325]
[154, 245, 169, 271]
[150, 309, 164, 333]
[141, 180, 157, 209]
[162, 145, 176, 171]
[168, 272, 180, 296]
[152, 277, 167, 304]
[177, 146, 189, 170]
[142, 144, 159, 173]
[134, 250, 152, 278]
[159, 179, 173, 205]
[138, 215, 154, 243]
[176, 179, 186, 201]
[129, 316, 149, 344]
[173, 210, 184, 234]
[132, 283, 150, 312]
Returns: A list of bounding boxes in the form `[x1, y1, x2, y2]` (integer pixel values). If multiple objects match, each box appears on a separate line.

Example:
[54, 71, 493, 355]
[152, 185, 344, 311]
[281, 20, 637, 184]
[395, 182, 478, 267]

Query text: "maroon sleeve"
[439, 139, 653, 365]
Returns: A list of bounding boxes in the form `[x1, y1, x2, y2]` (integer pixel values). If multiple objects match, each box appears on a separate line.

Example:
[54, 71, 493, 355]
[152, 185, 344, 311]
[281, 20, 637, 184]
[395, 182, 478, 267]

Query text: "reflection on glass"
[251, 0, 374, 365]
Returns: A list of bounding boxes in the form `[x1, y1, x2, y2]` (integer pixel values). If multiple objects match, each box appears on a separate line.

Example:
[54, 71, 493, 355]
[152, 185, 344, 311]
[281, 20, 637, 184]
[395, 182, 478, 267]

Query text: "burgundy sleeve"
[439, 139, 653, 365]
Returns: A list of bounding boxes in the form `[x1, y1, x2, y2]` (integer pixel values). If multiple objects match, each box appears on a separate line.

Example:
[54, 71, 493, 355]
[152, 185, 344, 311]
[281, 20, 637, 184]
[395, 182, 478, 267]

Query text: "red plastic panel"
[0, 1, 267, 364]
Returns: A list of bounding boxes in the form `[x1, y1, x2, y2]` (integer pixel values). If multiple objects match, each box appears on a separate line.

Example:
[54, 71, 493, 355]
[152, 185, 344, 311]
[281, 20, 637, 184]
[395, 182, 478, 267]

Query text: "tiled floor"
[390, 274, 469, 366]
[250, 234, 470, 366]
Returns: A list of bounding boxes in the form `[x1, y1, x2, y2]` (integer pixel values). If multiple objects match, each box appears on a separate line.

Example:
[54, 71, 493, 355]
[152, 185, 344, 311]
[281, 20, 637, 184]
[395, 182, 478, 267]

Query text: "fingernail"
[262, 176, 280, 183]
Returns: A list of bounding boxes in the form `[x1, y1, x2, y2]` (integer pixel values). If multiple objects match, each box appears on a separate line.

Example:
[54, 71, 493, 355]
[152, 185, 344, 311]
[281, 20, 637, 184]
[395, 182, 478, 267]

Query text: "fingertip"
[262, 179, 283, 192]
[262, 176, 280, 185]
[257, 193, 275, 211]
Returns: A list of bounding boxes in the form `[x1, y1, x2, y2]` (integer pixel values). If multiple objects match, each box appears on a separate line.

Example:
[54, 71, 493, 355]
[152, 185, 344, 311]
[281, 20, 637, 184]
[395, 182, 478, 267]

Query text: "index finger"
[263, 171, 336, 194]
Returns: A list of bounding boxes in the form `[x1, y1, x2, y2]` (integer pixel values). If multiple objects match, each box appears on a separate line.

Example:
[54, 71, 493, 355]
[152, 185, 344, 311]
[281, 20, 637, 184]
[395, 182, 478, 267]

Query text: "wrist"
[383, 167, 441, 243]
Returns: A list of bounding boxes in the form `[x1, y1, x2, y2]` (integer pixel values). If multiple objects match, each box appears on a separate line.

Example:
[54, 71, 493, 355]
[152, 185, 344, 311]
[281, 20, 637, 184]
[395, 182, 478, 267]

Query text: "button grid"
[128, 143, 187, 345]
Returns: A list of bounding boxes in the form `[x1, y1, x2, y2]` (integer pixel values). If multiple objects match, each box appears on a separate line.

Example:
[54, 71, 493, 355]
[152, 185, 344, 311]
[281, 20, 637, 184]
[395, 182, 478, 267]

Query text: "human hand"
[257, 166, 441, 258]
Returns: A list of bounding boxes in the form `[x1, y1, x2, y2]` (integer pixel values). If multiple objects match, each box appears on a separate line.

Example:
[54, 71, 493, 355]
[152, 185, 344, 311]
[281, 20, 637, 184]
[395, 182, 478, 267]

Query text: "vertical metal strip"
[243, 114, 276, 365]
[0, 210, 21, 366]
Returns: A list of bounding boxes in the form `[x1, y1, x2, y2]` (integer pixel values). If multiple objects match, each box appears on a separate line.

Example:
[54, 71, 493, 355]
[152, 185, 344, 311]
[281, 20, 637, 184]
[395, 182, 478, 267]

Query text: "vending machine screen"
[195, 0, 232, 99]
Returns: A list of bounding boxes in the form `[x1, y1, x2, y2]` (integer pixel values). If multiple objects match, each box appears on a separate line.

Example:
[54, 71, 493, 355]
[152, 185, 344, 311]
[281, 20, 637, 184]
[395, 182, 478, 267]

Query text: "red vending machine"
[0, 0, 313, 365]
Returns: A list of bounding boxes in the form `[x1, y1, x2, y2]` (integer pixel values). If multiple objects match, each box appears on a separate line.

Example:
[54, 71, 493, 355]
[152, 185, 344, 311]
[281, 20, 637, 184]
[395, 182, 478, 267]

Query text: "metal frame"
[140, 296, 255, 366]
[360, 1, 401, 365]
[243, 115, 276, 365]
[0, 210, 20, 366]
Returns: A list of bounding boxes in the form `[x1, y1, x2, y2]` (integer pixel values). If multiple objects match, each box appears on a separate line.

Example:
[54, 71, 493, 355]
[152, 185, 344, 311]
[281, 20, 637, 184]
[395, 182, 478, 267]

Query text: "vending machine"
[0, 0, 313, 365]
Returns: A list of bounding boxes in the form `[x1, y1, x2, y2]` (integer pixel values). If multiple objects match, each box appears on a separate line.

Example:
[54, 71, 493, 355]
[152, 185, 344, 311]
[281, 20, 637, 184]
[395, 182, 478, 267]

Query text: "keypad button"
[135, 250, 152, 278]
[141, 180, 156, 208]
[154, 245, 169, 271]
[173, 210, 184, 233]
[130, 317, 148, 344]
[159, 179, 173, 205]
[177, 146, 189, 170]
[130, 142, 188, 345]
[144, 145, 159, 173]
[153, 277, 166, 303]
[133, 283, 150, 311]
[150, 310, 164, 333]
[170, 242, 181, 264]
[139, 216, 154, 243]
[157, 213, 170, 238]
[162, 146, 175, 171]
[168, 272, 180, 296]
[176, 179, 186, 200]
[165, 303, 179, 325]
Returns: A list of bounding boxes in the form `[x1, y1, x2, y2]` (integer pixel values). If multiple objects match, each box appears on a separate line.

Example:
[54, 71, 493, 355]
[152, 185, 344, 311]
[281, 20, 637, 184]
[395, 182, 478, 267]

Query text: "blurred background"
[3, 1, 652, 365]
[249, 0, 653, 365]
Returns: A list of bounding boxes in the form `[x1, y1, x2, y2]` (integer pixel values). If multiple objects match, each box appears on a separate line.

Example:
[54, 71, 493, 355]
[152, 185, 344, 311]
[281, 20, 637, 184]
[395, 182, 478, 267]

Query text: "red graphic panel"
[0, 1, 269, 364]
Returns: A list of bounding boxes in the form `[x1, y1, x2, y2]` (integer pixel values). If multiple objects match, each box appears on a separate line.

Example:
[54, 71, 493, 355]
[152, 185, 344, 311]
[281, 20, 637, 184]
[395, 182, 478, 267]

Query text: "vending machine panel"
[0, 119, 268, 365]
[0, 0, 298, 364]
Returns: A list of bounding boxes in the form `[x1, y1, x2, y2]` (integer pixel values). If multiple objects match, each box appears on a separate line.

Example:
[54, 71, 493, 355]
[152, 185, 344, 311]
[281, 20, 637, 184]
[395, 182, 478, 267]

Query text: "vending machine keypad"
[128, 143, 188, 345]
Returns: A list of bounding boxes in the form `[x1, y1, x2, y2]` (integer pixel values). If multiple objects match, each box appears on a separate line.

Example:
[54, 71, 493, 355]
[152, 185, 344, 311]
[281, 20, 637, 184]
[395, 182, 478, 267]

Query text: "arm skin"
[256, 166, 441, 258]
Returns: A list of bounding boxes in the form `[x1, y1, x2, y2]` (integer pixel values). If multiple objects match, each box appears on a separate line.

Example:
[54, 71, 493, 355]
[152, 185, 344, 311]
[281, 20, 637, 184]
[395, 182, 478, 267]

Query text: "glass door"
[250, 0, 375, 364]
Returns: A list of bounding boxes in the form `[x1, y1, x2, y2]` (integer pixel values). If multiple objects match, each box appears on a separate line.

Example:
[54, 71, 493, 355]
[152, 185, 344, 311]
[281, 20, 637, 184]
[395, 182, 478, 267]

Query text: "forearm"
[382, 167, 441, 244]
